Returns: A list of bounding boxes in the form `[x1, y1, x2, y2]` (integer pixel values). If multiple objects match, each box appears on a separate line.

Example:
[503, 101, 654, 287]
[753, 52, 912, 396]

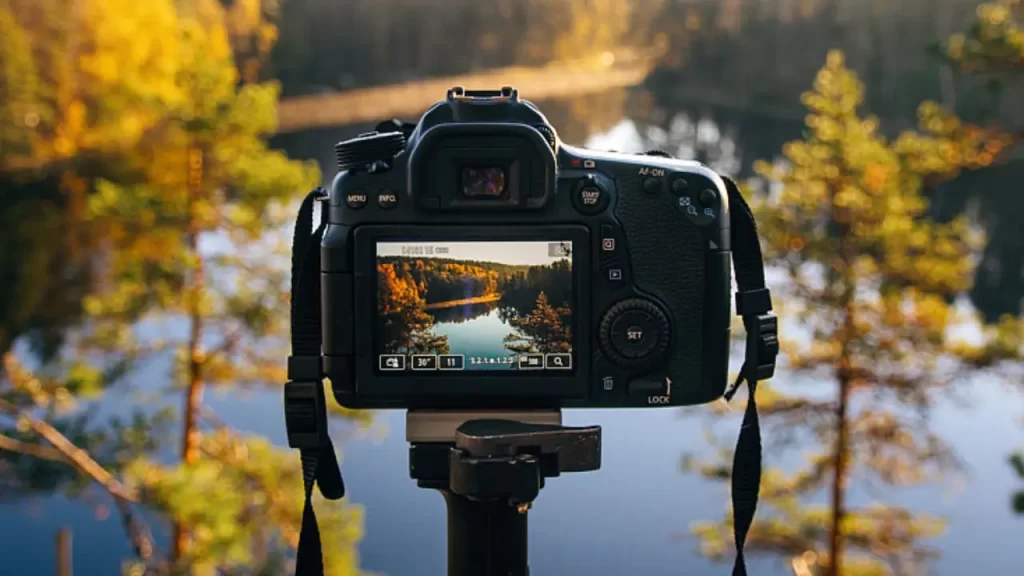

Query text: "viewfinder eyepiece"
[461, 165, 508, 198]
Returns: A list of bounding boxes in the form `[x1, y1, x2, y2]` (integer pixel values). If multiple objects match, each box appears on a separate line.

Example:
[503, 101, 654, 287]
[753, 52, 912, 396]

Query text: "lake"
[431, 304, 517, 371]
[1, 93, 1022, 576]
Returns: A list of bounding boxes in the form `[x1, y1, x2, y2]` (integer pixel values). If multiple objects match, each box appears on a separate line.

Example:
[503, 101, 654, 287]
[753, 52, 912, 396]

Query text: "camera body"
[322, 87, 731, 410]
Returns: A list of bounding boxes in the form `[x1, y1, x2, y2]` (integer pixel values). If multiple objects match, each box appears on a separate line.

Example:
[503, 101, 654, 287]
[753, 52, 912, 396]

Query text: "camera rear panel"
[322, 94, 730, 410]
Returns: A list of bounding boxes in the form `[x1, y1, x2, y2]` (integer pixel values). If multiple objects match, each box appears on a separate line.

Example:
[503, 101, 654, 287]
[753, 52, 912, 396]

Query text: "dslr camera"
[286, 86, 777, 576]
[321, 86, 735, 410]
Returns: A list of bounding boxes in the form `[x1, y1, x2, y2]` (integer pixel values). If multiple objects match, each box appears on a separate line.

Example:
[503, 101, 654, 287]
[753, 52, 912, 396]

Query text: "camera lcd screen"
[375, 240, 574, 373]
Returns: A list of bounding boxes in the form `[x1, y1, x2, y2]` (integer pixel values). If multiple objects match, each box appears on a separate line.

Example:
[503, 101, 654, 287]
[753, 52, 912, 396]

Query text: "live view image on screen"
[376, 240, 573, 372]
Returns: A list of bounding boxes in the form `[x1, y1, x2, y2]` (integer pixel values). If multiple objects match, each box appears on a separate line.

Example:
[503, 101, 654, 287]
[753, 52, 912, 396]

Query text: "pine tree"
[504, 291, 572, 354]
[686, 51, 1022, 575]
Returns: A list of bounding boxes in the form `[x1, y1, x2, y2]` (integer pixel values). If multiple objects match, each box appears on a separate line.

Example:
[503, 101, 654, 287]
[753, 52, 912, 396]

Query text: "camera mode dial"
[599, 298, 671, 365]
[335, 131, 407, 172]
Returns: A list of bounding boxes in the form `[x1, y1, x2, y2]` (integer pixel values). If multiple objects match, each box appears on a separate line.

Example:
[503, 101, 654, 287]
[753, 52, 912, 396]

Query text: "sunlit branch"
[0, 434, 65, 461]
[0, 398, 157, 564]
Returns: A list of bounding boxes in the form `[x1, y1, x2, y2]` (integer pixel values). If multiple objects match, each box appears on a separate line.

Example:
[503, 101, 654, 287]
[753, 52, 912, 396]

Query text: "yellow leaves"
[942, 0, 1024, 73]
[825, 49, 845, 69]
[949, 315, 1024, 366]
[863, 163, 888, 192]
[978, 1, 1013, 26]
[50, 99, 85, 157]
[78, 0, 184, 106]
[834, 185, 870, 211]
[907, 293, 953, 334]
[946, 33, 967, 60]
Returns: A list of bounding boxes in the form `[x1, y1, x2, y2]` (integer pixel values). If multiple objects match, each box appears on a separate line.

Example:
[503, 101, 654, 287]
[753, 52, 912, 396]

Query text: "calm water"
[1, 100, 1022, 575]
[432, 304, 522, 371]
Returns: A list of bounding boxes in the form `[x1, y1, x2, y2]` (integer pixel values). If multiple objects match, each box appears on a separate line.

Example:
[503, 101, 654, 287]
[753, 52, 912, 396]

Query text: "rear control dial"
[599, 298, 671, 365]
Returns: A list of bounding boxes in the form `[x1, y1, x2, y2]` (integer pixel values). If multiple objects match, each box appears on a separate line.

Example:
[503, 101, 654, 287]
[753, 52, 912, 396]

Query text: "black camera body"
[322, 87, 731, 410]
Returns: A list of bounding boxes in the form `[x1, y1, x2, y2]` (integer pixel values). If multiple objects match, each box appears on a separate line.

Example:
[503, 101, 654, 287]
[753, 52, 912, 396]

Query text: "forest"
[376, 256, 572, 311]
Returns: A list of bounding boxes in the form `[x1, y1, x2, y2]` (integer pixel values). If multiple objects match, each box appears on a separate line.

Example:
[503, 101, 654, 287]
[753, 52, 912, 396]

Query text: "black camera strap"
[284, 188, 346, 576]
[721, 177, 778, 576]
[282, 180, 777, 576]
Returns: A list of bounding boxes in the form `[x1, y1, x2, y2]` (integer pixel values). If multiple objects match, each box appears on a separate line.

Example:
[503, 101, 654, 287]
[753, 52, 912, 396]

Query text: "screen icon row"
[379, 354, 464, 371]
[519, 353, 572, 370]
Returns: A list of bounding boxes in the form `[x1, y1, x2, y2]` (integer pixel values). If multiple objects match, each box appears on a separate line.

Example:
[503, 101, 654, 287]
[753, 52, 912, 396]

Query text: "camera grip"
[612, 169, 728, 404]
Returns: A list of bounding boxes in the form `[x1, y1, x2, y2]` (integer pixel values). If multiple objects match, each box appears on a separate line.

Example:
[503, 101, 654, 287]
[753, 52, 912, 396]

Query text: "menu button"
[346, 192, 367, 209]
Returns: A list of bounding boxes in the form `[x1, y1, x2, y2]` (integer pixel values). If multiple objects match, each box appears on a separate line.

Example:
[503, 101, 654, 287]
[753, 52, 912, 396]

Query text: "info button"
[377, 190, 399, 209]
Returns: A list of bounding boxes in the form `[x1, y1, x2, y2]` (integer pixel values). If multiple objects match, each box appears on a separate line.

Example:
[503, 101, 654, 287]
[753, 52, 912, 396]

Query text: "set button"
[599, 298, 671, 365]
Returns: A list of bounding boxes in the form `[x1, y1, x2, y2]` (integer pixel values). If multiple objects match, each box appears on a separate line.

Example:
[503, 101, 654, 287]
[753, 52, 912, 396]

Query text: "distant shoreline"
[423, 293, 502, 310]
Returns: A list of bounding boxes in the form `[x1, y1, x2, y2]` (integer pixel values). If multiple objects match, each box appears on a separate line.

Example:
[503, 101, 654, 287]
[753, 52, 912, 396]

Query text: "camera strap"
[282, 180, 777, 576]
[284, 188, 346, 576]
[721, 176, 778, 576]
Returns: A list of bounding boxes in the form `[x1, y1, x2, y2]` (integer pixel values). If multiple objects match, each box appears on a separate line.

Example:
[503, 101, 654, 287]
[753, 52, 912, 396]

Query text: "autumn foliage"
[688, 49, 1022, 576]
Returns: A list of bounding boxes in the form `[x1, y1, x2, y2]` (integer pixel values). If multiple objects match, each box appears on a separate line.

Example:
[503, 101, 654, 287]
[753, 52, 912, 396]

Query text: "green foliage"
[126, 431, 365, 576]
[686, 50, 1023, 574]
[944, 0, 1024, 74]
[0, 1, 367, 574]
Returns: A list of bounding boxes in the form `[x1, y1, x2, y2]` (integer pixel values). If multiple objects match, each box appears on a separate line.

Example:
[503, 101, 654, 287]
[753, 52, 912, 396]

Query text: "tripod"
[407, 410, 602, 576]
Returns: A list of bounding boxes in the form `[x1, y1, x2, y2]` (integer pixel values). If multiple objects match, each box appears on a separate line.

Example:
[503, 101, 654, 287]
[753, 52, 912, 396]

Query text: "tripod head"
[407, 410, 601, 576]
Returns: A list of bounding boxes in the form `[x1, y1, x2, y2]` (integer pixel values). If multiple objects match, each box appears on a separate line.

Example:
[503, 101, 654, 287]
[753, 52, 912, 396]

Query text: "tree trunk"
[171, 149, 207, 564]
[829, 371, 851, 574]
[828, 164, 858, 574]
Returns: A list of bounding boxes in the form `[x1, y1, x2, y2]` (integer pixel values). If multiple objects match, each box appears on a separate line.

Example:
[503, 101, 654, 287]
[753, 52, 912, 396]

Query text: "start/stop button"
[572, 176, 609, 215]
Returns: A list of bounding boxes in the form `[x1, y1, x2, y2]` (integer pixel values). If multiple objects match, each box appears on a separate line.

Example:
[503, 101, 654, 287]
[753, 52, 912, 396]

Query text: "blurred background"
[1, 0, 1022, 575]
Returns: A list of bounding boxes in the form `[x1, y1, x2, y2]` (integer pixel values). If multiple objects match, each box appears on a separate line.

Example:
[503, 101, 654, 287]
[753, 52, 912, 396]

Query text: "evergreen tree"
[942, 0, 1024, 522]
[504, 292, 572, 355]
[686, 51, 1022, 575]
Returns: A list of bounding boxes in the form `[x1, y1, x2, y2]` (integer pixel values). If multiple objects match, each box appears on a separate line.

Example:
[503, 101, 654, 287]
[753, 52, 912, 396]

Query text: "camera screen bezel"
[352, 225, 591, 403]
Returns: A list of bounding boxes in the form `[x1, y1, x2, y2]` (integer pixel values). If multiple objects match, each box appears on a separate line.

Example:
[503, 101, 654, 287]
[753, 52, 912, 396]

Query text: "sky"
[376, 240, 571, 266]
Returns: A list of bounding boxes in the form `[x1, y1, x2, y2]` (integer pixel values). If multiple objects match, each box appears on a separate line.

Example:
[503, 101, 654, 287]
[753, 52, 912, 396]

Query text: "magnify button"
[546, 353, 572, 369]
